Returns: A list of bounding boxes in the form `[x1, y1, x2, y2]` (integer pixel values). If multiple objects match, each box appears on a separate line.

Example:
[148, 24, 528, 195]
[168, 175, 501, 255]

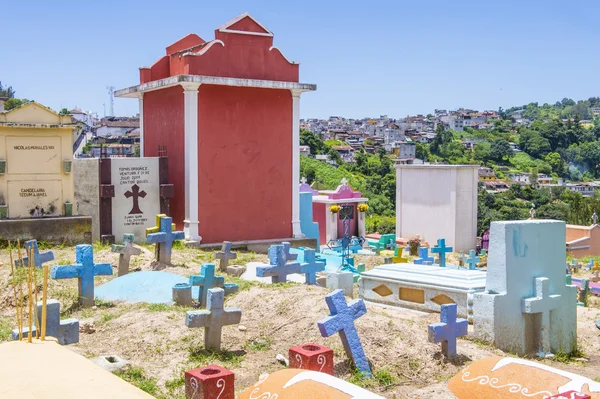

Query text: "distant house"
[331, 145, 354, 162]
[95, 118, 139, 137]
[592, 108, 600, 116]
[70, 108, 96, 129]
[90, 143, 134, 157]
[299, 145, 311, 156]
[391, 141, 416, 160]
[478, 167, 496, 180]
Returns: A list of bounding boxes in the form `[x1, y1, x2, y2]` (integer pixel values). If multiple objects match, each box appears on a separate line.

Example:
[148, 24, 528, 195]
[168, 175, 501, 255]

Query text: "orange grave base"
[449, 357, 600, 399]
[238, 369, 384, 399]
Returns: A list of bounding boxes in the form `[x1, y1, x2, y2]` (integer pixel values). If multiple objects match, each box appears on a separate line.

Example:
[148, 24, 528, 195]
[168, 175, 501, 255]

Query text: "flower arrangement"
[330, 205, 341, 213]
[408, 237, 420, 256]
[357, 203, 369, 212]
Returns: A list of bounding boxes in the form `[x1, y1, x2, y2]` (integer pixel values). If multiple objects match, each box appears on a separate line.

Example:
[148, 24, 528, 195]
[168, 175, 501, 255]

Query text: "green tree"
[0, 82, 15, 98]
[3, 98, 28, 111]
[489, 140, 513, 162]
[544, 152, 564, 175]
[530, 168, 538, 189]
[59, 108, 69, 115]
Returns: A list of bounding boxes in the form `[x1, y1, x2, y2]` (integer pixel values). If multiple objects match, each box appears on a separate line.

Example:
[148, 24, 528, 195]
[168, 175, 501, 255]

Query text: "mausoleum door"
[337, 204, 358, 238]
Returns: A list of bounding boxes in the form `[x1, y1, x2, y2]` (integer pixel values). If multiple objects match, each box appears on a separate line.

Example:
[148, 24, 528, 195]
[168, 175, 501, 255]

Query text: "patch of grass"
[114, 366, 159, 395]
[101, 313, 116, 323]
[95, 299, 116, 309]
[92, 241, 112, 253]
[225, 276, 259, 292]
[164, 375, 185, 392]
[187, 347, 245, 368]
[553, 346, 587, 364]
[147, 303, 172, 312]
[172, 240, 184, 250]
[0, 317, 13, 341]
[246, 336, 273, 351]
[373, 367, 395, 386]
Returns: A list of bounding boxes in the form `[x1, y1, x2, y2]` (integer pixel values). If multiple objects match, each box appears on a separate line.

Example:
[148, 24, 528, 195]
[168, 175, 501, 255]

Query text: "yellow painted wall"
[0, 103, 76, 218]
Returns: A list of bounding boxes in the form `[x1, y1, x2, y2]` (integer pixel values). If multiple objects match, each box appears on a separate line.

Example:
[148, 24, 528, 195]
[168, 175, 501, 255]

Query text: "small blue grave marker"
[14, 239, 54, 268]
[51, 245, 113, 307]
[465, 249, 480, 270]
[146, 215, 185, 264]
[12, 299, 79, 345]
[189, 263, 224, 308]
[414, 247, 434, 265]
[300, 248, 325, 285]
[587, 259, 594, 270]
[431, 238, 453, 268]
[317, 289, 371, 376]
[256, 244, 301, 283]
[428, 303, 468, 357]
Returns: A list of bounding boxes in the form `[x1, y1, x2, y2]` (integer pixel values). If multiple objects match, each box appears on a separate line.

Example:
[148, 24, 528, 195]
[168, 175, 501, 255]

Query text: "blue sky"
[2, 0, 600, 119]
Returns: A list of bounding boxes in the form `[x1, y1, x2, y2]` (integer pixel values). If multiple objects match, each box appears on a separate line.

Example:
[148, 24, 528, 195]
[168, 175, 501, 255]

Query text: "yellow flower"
[330, 205, 341, 213]
[357, 204, 369, 212]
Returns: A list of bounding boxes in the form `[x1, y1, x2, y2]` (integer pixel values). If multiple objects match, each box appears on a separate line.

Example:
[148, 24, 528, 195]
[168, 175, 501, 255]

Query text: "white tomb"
[473, 220, 577, 356]
[358, 263, 486, 322]
[395, 164, 478, 252]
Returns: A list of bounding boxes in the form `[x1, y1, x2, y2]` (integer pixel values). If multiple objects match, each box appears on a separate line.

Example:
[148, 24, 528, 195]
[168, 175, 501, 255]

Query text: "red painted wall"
[143, 86, 185, 229]
[313, 203, 327, 245]
[197, 85, 292, 243]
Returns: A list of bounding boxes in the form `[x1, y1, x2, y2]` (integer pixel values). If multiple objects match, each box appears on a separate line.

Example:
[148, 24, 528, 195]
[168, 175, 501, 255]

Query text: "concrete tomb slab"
[215, 241, 237, 272]
[111, 233, 142, 276]
[12, 299, 79, 345]
[473, 220, 577, 356]
[146, 215, 184, 264]
[186, 288, 242, 351]
[96, 270, 200, 304]
[326, 270, 354, 298]
[359, 263, 486, 322]
[428, 303, 468, 357]
[317, 289, 371, 376]
[52, 244, 113, 307]
[14, 239, 54, 268]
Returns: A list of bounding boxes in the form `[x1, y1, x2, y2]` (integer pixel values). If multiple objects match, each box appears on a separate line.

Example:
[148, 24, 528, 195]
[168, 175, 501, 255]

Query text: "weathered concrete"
[186, 288, 242, 351]
[473, 220, 577, 356]
[326, 271, 354, 298]
[190, 236, 317, 253]
[428, 303, 468, 357]
[74, 159, 100, 242]
[0, 216, 92, 245]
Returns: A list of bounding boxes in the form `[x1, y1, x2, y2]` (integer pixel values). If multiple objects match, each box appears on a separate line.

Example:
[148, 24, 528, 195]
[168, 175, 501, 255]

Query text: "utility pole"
[106, 86, 115, 117]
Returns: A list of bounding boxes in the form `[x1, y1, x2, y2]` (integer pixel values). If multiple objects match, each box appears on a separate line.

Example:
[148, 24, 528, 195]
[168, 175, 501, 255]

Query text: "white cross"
[300, 176, 307, 184]
[521, 277, 562, 355]
[340, 177, 348, 185]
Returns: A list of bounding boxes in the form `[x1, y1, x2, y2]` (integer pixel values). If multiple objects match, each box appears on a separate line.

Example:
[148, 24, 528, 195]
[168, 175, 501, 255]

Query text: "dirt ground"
[1, 244, 600, 399]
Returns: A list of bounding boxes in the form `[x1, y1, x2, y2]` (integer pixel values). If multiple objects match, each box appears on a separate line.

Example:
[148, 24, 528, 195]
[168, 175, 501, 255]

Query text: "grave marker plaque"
[111, 158, 160, 241]
[6, 136, 62, 174]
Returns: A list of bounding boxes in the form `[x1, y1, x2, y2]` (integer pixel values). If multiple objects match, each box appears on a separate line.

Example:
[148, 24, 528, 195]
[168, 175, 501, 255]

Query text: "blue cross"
[428, 303, 468, 357]
[587, 259, 594, 270]
[51, 245, 113, 307]
[189, 263, 224, 307]
[300, 248, 325, 285]
[465, 249, 480, 270]
[317, 289, 371, 376]
[14, 239, 54, 268]
[281, 241, 298, 261]
[431, 238, 453, 268]
[414, 247, 434, 265]
[256, 244, 301, 283]
[146, 216, 185, 264]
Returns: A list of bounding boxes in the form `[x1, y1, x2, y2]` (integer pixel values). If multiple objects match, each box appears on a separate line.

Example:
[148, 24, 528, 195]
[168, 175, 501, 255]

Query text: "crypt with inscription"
[0, 101, 78, 219]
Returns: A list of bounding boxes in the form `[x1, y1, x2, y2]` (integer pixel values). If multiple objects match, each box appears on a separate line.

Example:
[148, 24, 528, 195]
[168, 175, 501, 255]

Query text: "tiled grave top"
[360, 264, 487, 291]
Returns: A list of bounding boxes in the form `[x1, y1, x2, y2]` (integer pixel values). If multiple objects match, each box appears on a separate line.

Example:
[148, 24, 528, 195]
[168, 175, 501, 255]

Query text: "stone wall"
[0, 216, 92, 245]
[74, 159, 100, 241]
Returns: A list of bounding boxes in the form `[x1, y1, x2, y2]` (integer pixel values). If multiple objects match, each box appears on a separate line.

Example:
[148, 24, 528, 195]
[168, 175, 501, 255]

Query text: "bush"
[366, 215, 395, 234]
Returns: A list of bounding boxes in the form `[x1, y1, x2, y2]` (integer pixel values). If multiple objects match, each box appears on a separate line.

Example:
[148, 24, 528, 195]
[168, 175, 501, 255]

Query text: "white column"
[291, 89, 304, 238]
[182, 82, 201, 242]
[137, 94, 144, 157]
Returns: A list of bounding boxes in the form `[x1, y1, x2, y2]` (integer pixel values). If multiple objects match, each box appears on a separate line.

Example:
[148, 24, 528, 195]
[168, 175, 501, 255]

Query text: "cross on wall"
[124, 184, 147, 215]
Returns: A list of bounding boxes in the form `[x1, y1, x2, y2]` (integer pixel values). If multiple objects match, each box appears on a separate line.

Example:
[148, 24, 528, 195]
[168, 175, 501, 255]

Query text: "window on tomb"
[339, 205, 354, 219]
